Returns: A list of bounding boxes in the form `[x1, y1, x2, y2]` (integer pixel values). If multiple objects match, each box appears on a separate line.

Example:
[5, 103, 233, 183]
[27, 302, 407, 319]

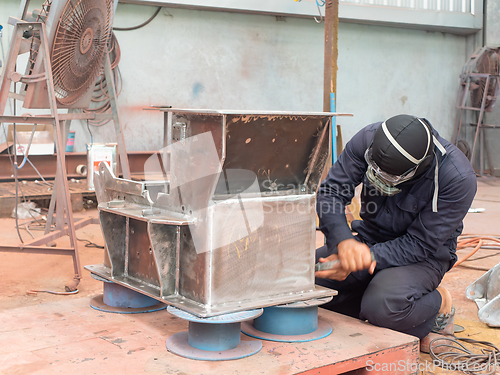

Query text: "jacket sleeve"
[316, 125, 373, 253]
[371, 166, 477, 269]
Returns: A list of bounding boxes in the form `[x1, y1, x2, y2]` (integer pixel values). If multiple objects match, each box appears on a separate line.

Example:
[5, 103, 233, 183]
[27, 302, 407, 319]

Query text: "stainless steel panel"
[128, 219, 160, 288]
[149, 223, 178, 297]
[99, 211, 127, 277]
[221, 114, 329, 195]
[208, 195, 316, 305]
[178, 225, 209, 305]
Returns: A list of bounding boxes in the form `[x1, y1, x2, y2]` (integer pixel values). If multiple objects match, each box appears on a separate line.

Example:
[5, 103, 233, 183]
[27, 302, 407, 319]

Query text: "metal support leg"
[103, 53, 130, 180]
[471, 76, 490, 173]
[0, 22, 84, 290]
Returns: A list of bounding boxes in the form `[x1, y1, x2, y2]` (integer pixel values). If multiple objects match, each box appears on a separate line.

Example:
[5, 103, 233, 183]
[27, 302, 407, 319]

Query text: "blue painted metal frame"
[331, 92, 336, 165]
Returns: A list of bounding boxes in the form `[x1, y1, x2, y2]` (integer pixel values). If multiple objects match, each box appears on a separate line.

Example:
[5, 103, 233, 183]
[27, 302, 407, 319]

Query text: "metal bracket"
[466, 262, 500, 327]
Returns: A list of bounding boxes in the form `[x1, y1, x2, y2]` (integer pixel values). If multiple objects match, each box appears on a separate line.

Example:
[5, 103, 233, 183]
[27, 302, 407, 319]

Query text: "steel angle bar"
[0, 245, 76, 256]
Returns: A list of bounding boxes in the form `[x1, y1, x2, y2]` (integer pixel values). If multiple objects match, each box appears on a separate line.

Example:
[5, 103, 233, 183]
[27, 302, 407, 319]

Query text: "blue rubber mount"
[166, 332, 262, 361]
[241, 299, 333, 343]
[90, 279, 167, 314]
[253, 305, 318, 335]
[166, 306, 263, 361]
[188, 321, 241, 351]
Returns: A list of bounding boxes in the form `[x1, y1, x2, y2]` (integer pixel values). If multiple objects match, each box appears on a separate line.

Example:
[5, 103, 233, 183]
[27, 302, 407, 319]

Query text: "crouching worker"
[315, 114, 476, 352]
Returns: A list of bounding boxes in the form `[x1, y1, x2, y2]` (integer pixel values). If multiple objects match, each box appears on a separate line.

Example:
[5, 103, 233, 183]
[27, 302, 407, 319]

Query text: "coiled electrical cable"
[430, 336, 500, 375]
[83, 32, 122, 127]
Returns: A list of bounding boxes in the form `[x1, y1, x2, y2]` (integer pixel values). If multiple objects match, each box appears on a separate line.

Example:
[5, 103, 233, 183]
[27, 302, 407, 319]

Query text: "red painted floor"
[0, 176, 499, 374]
[0, 297, 418, 374]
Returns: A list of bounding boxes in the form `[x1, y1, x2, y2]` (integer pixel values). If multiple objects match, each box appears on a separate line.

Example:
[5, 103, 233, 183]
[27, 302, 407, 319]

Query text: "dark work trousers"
[315, 245, 446, 339]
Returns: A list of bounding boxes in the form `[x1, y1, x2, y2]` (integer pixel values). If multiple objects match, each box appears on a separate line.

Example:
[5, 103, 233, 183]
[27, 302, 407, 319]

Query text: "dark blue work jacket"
[317, 121, 477, 272]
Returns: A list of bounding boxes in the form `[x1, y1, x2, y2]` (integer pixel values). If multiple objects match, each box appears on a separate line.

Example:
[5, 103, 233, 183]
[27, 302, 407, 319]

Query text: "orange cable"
[453, 239, 483, 268]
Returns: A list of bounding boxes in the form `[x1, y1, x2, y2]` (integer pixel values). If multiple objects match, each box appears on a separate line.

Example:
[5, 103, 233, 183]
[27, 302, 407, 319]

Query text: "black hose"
[113, 7, 162, 31]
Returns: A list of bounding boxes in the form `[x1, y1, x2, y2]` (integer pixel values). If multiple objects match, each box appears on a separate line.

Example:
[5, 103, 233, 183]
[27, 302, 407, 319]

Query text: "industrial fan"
[23, 0, 114, 109]
[0, 0, 125, 290]
[452, 46, 500, 175]
[460, 46, 500, 112]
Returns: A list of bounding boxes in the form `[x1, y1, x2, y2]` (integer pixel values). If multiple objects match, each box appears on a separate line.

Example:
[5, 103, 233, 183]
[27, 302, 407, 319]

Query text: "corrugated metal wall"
[340, 0, 472, 13]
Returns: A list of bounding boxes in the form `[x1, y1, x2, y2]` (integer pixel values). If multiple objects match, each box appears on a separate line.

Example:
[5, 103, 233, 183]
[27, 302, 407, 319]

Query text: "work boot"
[420, 287, 455, 354]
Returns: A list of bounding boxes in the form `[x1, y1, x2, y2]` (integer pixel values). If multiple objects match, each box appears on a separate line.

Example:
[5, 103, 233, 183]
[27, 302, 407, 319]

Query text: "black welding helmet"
[365, 115, 446, 211]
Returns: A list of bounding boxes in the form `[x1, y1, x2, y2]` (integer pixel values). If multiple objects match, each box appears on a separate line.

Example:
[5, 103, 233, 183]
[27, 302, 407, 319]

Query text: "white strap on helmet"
[381, 119, 431, 165]
[431, 135, 446, 213]
[382, 117, 447, 213]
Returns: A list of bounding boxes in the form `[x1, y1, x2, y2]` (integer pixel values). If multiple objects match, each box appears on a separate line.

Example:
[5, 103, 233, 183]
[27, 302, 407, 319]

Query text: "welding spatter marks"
[231, 115, 311, 124]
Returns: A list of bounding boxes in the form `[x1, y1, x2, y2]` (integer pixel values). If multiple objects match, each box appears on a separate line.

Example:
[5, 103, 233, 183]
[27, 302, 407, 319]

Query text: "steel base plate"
[90, 295, 168, 314]
[166, 332, 262, 361]
[241, 319, 332, 343]
[167, 305, 263, 323]
[85, 264, 337, 317]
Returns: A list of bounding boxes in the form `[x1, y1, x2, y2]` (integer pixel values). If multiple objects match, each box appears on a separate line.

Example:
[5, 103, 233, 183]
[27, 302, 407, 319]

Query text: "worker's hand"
[315, 254, 350, 281]
[337, 238, 376, 274]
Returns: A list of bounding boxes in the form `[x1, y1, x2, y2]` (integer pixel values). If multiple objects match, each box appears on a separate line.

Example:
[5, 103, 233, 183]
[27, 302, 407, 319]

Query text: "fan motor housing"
[465, 47, 500, 112]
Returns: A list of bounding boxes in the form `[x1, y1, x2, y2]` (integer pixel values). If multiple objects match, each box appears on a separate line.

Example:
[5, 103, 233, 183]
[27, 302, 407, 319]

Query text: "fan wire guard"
[83, 32, 122, 126]
[470, 48, 500, 111]
[51, 0, 113, 105]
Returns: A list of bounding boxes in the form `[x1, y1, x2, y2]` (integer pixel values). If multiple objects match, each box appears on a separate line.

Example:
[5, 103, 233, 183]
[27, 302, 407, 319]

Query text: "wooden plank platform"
[0, 179, 96, 218]
[0, 297, 419, 374]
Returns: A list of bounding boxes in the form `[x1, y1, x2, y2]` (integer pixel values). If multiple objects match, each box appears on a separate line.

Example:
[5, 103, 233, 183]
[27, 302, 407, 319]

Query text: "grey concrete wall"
[486, 0, 500, 46]
[337, 22, 467, 143]
[0, 1, 475, 155]
[81, 4, 472, 152]
[481, 0, 500, 174]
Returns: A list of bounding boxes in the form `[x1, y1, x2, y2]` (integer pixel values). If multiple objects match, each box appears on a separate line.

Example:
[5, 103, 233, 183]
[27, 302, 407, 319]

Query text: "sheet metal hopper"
[85, 110, 339, 317]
